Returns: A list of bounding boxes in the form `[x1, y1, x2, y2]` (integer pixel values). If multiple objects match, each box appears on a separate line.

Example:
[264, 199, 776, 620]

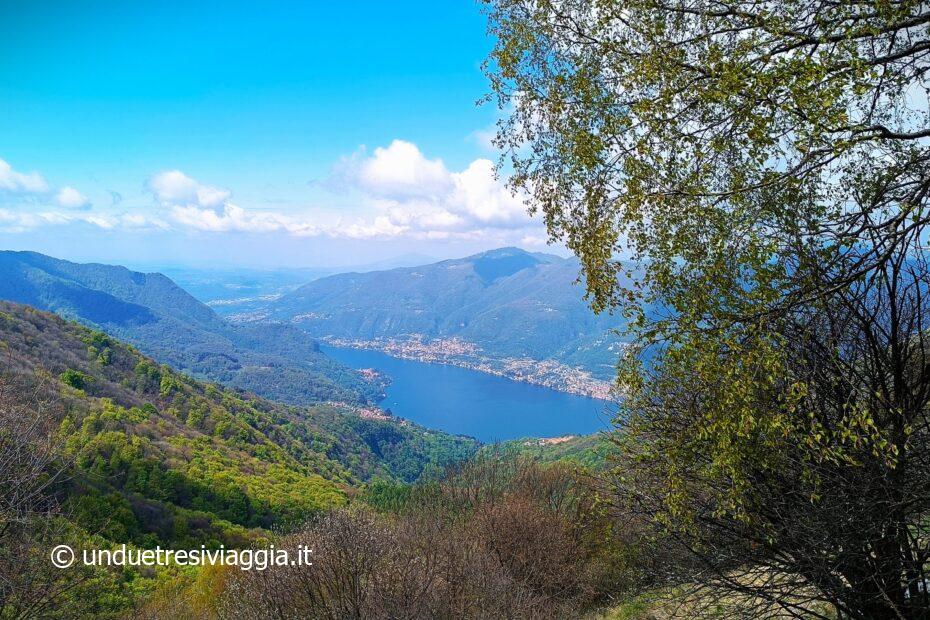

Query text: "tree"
[617, 254, 930, 618]
[485, 1, 930, 618]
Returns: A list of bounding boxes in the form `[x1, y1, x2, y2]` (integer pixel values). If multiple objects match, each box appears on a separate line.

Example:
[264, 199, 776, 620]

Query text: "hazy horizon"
[0, 241, 574, 274]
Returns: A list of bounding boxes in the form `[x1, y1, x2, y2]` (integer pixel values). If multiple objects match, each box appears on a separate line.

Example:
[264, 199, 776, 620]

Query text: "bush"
[215, 456, 652, 619]
[60, 368, 93, 391]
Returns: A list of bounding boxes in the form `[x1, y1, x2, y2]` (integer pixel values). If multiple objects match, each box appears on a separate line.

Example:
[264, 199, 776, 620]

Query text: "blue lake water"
[321, 345, 613, 443]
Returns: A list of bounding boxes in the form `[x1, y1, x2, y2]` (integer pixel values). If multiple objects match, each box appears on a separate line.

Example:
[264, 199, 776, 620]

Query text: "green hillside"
[0, 251, 382, 405]
[0, 302, 478, 542]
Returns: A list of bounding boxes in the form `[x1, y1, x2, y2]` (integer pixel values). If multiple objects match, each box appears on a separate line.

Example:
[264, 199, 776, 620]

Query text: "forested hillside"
[0, 301, 477, 534]
[246, 247, 631, 378]
[0, 251, 382, 404]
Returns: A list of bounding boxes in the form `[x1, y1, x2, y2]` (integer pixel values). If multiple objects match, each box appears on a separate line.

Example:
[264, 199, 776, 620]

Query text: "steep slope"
[0, 251, 381, 405]
[0, 303, 343, 548]
[253, 247, 629, 379]
[0, 301, 479, 548]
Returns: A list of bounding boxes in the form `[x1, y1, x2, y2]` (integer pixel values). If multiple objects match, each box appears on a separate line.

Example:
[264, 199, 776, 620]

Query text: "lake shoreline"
[321, 344, 610, 442]
[322, 336, 616, 401]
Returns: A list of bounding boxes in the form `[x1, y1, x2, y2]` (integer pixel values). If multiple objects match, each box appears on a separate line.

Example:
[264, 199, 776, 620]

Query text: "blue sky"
[0, 1, 552, 268]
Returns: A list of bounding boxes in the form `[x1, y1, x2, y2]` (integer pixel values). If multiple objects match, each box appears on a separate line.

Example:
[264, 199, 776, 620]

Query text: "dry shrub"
[217, 508, 558, 620]
[0, 367, 80, 619]
[215, 455, 651, 619]
[472, 494, 583, 599]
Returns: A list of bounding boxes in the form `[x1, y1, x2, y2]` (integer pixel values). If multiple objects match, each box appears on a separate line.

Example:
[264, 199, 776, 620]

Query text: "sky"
[0, 1, 557, 269]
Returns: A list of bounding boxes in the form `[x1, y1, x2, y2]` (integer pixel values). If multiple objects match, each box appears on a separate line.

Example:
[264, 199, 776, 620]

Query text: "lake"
[322, 345, 613, 443]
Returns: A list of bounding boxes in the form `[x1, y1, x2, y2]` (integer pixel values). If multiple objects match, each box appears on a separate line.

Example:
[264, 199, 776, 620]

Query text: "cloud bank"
[144, 141, 536, 240]
[0, 141, 544, 244]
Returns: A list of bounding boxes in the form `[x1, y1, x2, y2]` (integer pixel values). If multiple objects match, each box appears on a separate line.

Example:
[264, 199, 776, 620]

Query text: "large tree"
[485, 1, 930, 618]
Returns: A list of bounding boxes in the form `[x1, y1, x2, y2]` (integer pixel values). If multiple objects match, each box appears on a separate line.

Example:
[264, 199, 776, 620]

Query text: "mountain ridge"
[0, 250, 381, 405]
[242, 247, 629, 380]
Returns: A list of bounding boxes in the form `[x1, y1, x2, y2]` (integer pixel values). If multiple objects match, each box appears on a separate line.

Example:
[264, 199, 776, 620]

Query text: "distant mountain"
[0, 251, 381, 405]
[154, 255, 440, 314]
[151, 265, 330, 305]
[254, 247, 630, 379]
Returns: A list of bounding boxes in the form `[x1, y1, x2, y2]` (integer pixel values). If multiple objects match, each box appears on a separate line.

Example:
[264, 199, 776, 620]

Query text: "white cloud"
[148, 170, 230, 208]
[332, 140, 535, 238]
[148, 142, 539, 241]
[0, 142, 545, 244]
[451, 159, 526, 225]
[55, 186, 90, 209]
[120, 213, 165, 228]
[0, 140, 542, 242]
[468, 126, 497, 151]
[170, 203, 321, 236]
[355, 140, 453, 199]
[0, 157, 95, 215]
[0, 159, 49, 194]
[146, 169, 325, 236]
[335, 215, 406, 240]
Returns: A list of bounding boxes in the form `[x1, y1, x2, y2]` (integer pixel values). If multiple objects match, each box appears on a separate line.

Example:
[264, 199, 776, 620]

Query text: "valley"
[0, 248, 620, 441]
[0, 250, 386, 406]
[219, 246, 633, 397]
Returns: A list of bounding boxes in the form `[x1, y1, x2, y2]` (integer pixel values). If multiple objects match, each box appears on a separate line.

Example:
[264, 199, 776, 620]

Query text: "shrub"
[59, 369, 94, 391]
[215, 456, 652, 619]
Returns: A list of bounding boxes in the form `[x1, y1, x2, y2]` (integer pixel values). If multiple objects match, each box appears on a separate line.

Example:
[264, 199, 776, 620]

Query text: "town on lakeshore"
[326, 335, 616, 401]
